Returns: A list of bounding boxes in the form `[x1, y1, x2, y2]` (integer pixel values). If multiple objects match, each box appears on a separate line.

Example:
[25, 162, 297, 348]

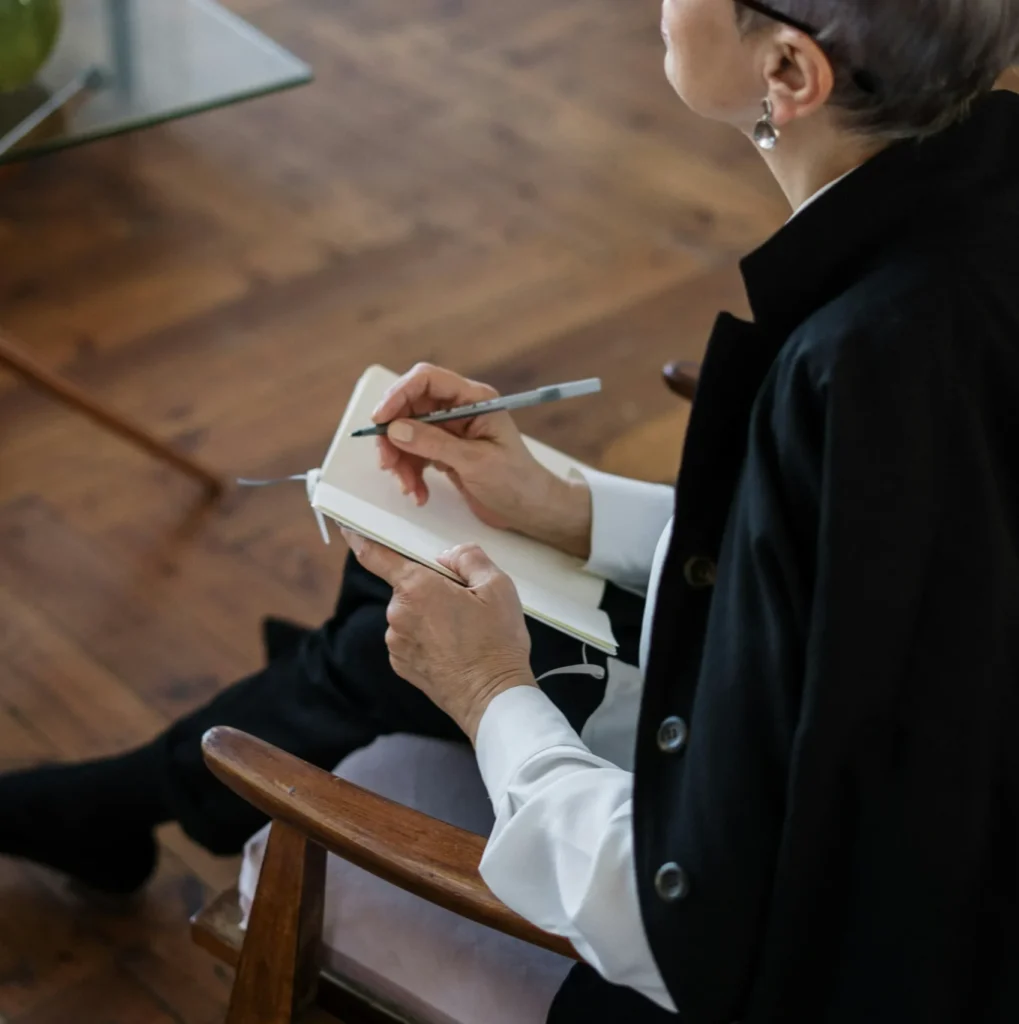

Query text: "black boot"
[0, 744, 166, 895]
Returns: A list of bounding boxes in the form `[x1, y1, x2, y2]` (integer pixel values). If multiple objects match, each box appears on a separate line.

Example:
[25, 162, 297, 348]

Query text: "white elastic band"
[235, 474, 310, 487]
[536, 643, 607, 683]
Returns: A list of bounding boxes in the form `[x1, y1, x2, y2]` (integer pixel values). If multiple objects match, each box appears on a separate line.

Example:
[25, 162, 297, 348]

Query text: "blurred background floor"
[0, 0, 789, 1021]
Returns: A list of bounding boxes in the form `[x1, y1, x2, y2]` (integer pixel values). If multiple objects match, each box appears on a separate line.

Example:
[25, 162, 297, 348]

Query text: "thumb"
[386, 419, 476, 469]
[437, 543, 502, 588]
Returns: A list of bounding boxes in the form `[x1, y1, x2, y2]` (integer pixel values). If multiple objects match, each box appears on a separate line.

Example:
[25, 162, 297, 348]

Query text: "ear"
[761, 26, 835, 128]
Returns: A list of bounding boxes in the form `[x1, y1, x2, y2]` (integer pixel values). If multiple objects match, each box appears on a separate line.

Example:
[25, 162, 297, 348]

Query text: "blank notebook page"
[312, 365, 617, 654]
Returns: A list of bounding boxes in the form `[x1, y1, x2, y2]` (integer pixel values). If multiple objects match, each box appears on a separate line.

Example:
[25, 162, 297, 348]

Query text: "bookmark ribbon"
[236, 469, 330, 545]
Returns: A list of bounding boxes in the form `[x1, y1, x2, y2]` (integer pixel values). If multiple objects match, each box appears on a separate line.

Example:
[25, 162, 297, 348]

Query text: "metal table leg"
[0, 66, 104, 159]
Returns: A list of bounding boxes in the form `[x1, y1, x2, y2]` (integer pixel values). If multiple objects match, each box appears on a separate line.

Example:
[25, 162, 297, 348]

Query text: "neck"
[756, 117, 887, 211]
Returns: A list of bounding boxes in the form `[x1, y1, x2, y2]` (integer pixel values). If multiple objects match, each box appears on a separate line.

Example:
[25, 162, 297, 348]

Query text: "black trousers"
[155, 554, 646, 856]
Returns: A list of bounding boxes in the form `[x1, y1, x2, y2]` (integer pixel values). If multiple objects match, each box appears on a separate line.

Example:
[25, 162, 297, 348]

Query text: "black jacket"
[551, 90, 1019, 1023]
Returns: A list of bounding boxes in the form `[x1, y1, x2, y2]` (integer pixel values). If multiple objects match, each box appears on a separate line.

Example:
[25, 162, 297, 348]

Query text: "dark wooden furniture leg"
[225, 820, 326, 1024]
[662, 360, 701, 402]
[0, 330, 224, 497]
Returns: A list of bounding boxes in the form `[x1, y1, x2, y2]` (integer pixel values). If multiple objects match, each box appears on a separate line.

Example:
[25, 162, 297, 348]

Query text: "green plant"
[0, 0, 62, 93]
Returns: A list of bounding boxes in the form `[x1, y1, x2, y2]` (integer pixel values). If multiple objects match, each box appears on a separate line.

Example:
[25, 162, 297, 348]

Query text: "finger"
[385, 420, 479, 474]
[378, 444, 432, 506]
[437, 543, 503, 587]
[413, 474, 430, 507]
[384, 625, 411, 658]
[409, 466, 430, 505]
[375, 431, 422, 491]
[377, 436, 398, 471]
[393, 456, 422, 498]
[372, 364, 498, 424]
[374, 363, 495, 420]
[383, 629, 412, 681]
[387, 453, 431, 506]
[341, 529, 416, 587]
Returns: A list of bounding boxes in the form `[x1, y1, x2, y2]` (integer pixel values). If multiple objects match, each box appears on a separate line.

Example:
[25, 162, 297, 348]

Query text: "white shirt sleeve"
[575, 467, 675, 595]
[475, 686, 678, 1014]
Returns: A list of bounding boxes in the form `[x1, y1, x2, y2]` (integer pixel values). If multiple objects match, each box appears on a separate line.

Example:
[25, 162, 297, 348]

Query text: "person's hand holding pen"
[371, 362, 593, 560]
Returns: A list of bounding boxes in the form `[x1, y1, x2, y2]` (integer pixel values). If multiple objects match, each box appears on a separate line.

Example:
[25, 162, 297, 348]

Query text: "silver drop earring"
[753, 98, 780, 150]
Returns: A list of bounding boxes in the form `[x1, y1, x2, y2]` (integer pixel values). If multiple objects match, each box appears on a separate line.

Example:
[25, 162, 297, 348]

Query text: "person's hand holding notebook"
[311, 364, 618, 654]
[369, 363, 595, 560]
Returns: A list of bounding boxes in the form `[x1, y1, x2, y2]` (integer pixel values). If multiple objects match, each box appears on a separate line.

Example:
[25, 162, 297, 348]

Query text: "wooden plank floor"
[0, 1, 788, 1020]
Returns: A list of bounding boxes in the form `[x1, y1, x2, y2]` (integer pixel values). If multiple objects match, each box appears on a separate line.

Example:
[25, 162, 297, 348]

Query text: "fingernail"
[340, 528, 363, 554]
[388, 421, 414, 443]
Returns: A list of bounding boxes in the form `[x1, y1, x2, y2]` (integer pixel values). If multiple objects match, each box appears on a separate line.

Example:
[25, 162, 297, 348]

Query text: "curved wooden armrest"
[202, 726, 579, 961]
[662, 360, 701, 401]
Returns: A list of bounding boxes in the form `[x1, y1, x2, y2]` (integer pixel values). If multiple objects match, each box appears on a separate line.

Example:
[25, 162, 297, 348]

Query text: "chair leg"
[661, 360, 701, 403]
[0, 331, 225, 498]
[226, 822, 327, 1024]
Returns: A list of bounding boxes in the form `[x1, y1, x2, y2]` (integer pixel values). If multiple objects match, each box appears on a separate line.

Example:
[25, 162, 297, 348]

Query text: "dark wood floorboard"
[0, 0, 805, 1019]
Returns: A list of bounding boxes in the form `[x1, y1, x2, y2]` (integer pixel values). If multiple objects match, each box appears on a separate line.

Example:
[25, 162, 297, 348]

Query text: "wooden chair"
[190, 362, 700, 1023]
[194, 728, 579, 1024]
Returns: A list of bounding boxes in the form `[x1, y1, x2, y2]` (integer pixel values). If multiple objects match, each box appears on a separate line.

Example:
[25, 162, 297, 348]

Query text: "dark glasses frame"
[735, 0, 880, 94]
[737, 0, 819, 37]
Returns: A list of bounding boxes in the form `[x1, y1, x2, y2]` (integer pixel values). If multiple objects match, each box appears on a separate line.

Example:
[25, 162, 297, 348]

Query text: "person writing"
[3, 2, 1019, 1020]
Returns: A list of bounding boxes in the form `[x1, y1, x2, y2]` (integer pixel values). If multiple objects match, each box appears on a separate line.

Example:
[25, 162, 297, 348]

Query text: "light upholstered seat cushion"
[238, 734, 573, 1024]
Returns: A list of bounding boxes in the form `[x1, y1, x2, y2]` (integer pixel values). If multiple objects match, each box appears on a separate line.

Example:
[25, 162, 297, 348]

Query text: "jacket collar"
[740, 90, 1019, 335]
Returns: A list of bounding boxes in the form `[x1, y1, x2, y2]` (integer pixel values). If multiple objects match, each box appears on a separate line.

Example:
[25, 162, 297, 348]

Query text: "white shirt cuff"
[573, 467, 674, 594]
[475, 686, 590, 808]
[474, 685, 679, 1014]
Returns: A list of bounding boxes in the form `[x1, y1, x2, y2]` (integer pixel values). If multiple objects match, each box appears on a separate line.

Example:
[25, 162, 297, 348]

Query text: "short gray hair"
[738, 1, 1019, 138]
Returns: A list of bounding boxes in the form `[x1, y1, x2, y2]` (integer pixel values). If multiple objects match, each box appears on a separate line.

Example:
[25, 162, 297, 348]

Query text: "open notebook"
[311, 365, 617, 655]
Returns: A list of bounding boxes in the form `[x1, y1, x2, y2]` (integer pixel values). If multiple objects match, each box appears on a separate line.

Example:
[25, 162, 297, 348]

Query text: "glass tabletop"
[0, 0, 312, 164]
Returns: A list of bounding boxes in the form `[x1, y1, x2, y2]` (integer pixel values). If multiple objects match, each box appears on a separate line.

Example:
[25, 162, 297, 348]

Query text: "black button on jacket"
[549, 91, 1019, 1024]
